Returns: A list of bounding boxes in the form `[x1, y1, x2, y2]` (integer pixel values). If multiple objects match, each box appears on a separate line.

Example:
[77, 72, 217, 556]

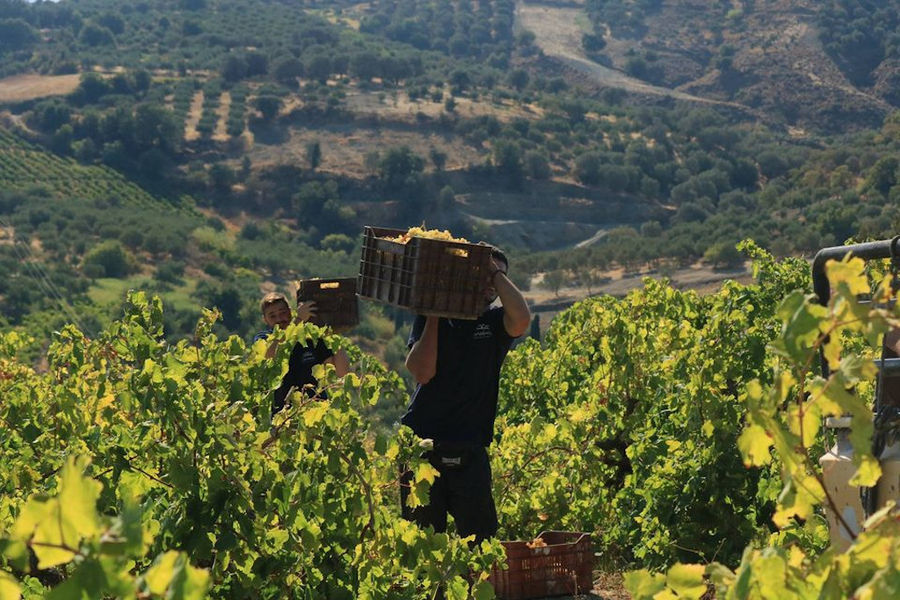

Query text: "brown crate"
[489, 532, 594, 600]
[296, 277, 359, 329]
[357, 226, 493, 319]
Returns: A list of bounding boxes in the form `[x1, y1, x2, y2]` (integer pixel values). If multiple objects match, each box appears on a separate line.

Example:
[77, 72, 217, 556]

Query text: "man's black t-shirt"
[401, 307, 514, 447]
[253, 330, 334, 413]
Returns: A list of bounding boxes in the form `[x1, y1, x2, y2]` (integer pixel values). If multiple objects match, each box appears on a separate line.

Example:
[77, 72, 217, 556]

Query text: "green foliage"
[79, 23, 115, 47]
[0, 293, 505, 598]
[254, 95, 282, 122]
[627, 254, 900, 598]
[703, 241, 744, 269]
[378, 146, 425, 188]
[306, 140, 322, 171]
[523, 150, 551, 180]
[539, 270, 566, 296]
[82, 240, 136, 279]
[818, 1, 900, 86]
[360, 0, 516, 61]
[492, 140, 523, 186]
[0, 129, 175, 208]
[0, 18, 38, 52]
[0, 455, 210, 599]
[585, 0, 666, 38]
[493, 244, 812, 567]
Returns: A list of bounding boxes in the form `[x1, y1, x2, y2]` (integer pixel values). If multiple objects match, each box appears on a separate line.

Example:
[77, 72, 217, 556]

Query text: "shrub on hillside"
[83, 240, 135, 278]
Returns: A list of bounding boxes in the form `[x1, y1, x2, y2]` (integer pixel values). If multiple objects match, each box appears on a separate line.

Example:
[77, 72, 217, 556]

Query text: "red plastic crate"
[489, 532, 594, 600]
[357, 226, 493, 319]
[296, 277, 359, 329]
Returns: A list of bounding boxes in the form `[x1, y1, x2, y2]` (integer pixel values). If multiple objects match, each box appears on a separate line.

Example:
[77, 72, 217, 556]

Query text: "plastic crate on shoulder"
[489, 532, 594, 600]
[296, 277, 359, 329]
[357, 226, 493, 320]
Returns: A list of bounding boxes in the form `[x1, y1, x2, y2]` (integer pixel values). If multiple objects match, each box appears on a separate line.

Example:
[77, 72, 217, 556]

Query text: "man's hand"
[486, 257, 505, 289]
[295, 301, 318, 323]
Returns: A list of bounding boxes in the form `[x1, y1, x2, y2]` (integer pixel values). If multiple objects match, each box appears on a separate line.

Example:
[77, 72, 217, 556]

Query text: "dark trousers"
[400, 444, 498, 544]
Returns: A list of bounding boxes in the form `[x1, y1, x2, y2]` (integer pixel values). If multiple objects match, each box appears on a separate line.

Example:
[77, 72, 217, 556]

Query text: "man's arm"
[405, 317, 439, 384]
[493, 269, 531, 338]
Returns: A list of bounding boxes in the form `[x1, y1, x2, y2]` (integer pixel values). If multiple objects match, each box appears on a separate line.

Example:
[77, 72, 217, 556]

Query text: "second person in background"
[254, 292, 350, 414]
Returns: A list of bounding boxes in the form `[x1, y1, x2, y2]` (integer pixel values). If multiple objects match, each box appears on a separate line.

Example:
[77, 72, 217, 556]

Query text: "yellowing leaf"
[446, 575, 468, 600]
[826, 257, 869, 296]
[145, 551, 180, 595]
[850, 455, 882, 488]
[623, 569, 666, 600]
[773, 473, 824, 528]
[145, 551, 208, 599]
[737, 424, 772, 467]
[666, 563, 707, 598]
[787, 546, 806, 569]
[822, 335, 842, 371]
[569, 404, 593, 423]
[746, 379, 763, 405]
[0, 571, 21, 600]
[806, 378, 843, 417]
[179, 564, 210, 600]
[786, 401, 821, 447]
[58, 456, 101, 541]
[754, 553, 789, 598]
[302, 403, 329, 427]
[414, 462, 440, 485]
[12, 457, 102, 569]
[94, 394, 115, 423]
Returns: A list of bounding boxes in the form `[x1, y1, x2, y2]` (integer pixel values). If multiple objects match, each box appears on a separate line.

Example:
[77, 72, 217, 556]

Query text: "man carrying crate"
[254, 292, 350, 415]
[401, 247, 531, 543]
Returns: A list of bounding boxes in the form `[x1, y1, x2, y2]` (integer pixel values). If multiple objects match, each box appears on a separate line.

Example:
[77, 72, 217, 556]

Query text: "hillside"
[0, 0, 899, 350]
[526, 0, 899, 133]
[2, 2, 900, 599]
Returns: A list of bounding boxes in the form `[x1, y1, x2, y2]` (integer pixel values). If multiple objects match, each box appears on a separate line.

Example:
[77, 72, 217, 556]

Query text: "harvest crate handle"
[319, 282, 341, 289]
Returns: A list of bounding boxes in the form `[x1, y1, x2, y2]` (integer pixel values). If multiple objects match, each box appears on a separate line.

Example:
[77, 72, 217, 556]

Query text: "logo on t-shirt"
[473, 323, 493, 340]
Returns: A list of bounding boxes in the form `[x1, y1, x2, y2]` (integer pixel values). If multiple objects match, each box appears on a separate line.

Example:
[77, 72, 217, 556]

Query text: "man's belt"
[428, 441, 484, 469]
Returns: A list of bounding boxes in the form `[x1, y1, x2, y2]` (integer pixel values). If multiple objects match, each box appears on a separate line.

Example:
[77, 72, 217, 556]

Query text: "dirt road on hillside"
[515, 2, 751, 111]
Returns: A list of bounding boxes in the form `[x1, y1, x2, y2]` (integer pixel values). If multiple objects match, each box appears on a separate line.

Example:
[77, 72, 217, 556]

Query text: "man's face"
[262, 301, 292, 329]
[484, 258, 508, 305]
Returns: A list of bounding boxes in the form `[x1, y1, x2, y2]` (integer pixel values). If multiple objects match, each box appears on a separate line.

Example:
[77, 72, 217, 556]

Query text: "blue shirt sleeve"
[252, 329, 272, 343]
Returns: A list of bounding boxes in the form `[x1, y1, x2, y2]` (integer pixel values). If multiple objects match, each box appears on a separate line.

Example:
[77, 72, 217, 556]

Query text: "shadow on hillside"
[249, 120, 290, 145]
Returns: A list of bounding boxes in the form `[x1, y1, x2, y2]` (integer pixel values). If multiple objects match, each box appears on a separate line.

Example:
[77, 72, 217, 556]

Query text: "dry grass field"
[213, 91, 232, 141]
[240, 84, 544, 177]
[0, 73, 82, 104]
[245, 122, 485, 177]
[342, 86, 544, 123]
[183, 90, 205, 141]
